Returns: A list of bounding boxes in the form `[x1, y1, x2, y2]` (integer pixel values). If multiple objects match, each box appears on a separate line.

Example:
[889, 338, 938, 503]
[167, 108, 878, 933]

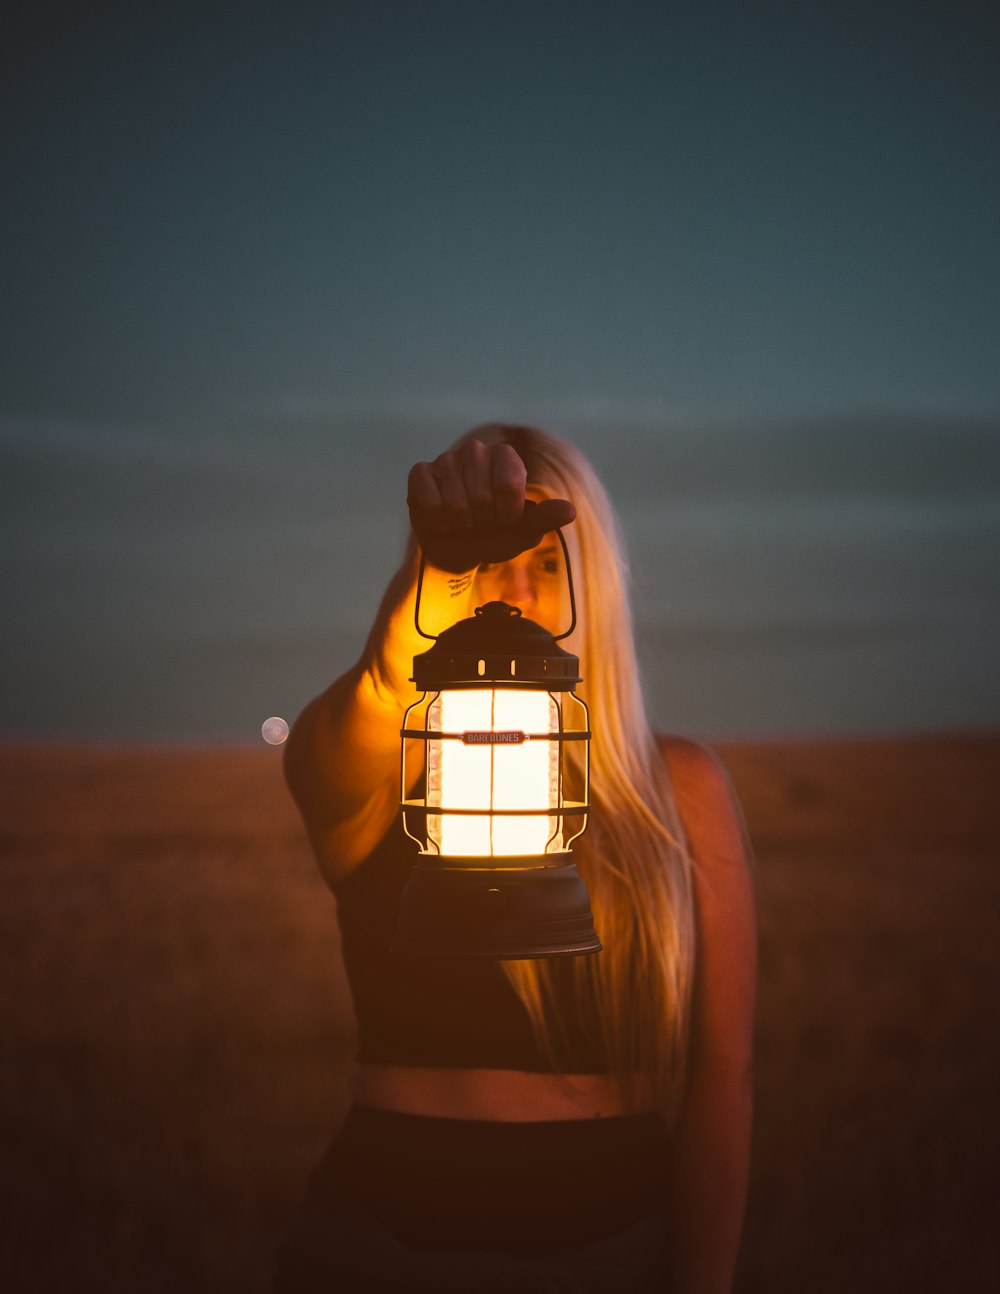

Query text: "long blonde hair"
[453, 423, 697, 1126]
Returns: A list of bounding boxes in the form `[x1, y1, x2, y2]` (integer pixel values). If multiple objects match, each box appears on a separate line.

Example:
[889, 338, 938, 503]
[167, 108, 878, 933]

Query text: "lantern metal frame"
[399, 685, 591, 867]
[392, 524, 602, 959]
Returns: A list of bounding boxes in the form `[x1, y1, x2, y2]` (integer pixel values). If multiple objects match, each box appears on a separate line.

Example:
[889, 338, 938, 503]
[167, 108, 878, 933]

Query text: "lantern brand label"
[462, 730, 526, 744]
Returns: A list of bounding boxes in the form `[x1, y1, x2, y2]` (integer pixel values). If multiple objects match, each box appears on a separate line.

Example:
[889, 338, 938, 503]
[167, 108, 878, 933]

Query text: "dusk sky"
[3, 1, 998, 427]
[2, 2, 998, 741]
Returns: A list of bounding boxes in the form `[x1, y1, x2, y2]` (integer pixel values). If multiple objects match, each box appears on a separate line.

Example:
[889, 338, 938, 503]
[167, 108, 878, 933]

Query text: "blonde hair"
[453, 423, 697, 1126]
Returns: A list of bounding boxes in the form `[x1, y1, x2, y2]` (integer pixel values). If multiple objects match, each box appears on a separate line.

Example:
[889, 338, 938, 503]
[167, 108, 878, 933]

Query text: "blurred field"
[1, 737, 997, 1292]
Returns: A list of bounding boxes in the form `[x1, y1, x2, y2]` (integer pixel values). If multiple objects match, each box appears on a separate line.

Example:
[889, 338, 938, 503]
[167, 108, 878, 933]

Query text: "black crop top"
[334, 813, 608, 1072]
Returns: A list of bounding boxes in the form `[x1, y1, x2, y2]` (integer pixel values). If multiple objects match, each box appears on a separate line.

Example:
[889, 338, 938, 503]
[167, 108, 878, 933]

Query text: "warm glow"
[427, 689, 560, 856]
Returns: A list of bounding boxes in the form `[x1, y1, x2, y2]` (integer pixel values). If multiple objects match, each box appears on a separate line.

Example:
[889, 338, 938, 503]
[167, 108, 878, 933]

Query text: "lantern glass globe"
[427, 689, 561, 857]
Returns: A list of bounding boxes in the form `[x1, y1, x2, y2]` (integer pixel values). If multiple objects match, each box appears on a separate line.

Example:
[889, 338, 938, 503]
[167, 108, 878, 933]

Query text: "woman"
[276, 424, 756, 1293]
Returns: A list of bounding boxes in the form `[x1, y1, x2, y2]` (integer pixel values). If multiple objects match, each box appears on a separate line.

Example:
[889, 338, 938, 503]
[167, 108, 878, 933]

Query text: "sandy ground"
[1, 736, 997, 1292]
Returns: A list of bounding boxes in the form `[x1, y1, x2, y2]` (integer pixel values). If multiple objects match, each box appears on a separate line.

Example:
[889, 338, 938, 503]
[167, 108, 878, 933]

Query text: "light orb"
[261, 716, 289, 745]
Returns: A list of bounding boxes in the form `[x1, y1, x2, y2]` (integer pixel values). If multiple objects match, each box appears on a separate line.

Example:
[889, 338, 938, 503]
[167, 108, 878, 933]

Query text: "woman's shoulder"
[654, 733, 731, 798]
[653, 734, 749, 870]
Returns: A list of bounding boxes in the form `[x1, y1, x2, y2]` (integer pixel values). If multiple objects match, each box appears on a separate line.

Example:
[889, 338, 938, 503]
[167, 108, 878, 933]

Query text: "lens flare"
[261, 716, 289, 745]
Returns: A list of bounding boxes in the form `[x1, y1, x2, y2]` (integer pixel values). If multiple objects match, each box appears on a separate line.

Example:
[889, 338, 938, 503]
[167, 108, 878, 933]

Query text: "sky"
[1, 1, 998, 742]
[3, 0, 998, 427]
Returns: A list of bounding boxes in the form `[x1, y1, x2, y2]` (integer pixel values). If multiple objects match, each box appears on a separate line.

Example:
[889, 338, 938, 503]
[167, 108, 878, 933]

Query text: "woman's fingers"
[526, 497, 576, 537]
[461, 438, 497, 529]
[420, 440, 525, 533]
[432, 452, 472, 531]
[490, 443, 527, 527]
[406, 461, 449, 535]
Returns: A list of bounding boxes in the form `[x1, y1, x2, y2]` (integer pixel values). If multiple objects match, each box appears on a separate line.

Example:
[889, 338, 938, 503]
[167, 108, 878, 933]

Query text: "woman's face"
[473, 484, 567, 631]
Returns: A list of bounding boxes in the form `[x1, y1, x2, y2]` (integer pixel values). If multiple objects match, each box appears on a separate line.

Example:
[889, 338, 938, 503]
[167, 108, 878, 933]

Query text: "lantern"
[394, 529, 601, 959]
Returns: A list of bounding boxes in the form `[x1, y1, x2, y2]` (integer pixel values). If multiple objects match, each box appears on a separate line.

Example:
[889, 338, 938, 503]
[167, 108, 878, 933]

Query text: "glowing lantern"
[395, 531, 600, 958]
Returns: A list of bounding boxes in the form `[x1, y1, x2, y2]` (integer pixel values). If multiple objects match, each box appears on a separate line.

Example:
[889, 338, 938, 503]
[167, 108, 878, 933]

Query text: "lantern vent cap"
[412, 600, 580, 689]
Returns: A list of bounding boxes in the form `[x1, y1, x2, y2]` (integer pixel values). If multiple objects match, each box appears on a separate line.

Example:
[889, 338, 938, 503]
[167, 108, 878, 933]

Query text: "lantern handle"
[413, 552, 437, 640]
[413, 504, 578, 642]
[551, 526, 577, 641]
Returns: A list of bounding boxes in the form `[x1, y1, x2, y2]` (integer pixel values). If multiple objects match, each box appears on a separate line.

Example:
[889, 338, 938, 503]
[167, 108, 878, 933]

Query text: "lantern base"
[392, 854, 602, 959]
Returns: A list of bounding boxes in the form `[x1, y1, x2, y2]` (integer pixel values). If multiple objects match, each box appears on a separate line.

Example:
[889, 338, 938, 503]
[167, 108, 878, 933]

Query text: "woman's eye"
[538, 558, 559, 575]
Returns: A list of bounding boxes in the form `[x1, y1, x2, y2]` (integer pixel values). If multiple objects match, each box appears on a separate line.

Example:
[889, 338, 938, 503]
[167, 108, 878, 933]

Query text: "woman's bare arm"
[661, 737, 757, 1294]
[282, 439, 574, 885]
[282, 559, 469, 884]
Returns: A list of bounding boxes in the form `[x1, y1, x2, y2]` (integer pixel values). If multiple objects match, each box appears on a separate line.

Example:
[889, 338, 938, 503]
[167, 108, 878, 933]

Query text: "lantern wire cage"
[399, 687, 590, 864]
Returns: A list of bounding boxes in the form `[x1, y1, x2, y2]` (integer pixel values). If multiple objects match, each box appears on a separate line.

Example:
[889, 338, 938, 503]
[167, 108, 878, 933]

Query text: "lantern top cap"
[412, 600, 581, 690]
[476, 600, 523, 619]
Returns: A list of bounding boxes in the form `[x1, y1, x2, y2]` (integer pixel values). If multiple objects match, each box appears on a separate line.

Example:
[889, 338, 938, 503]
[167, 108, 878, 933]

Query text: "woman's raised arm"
[282, 438, 574, 885]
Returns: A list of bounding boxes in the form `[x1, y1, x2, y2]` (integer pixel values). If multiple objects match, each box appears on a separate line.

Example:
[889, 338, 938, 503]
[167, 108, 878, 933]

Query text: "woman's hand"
[407, 438, 575, 573]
